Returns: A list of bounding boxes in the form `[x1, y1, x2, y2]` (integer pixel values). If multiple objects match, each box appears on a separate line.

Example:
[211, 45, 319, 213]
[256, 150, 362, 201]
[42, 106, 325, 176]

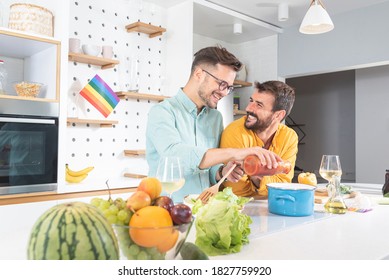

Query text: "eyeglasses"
[202, 69, 234, 95]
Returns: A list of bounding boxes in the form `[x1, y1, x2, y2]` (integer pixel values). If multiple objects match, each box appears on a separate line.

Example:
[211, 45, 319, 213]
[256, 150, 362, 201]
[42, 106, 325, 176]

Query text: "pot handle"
[276, 194, 295, 202]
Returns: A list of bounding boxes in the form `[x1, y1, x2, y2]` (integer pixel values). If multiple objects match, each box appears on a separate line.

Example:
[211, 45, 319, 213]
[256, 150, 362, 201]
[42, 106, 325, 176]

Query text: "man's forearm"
[198, 148, 238, 169]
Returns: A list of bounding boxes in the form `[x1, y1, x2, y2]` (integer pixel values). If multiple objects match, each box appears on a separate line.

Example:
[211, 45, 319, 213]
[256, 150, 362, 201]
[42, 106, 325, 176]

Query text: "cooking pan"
[267, 183, 316, 216]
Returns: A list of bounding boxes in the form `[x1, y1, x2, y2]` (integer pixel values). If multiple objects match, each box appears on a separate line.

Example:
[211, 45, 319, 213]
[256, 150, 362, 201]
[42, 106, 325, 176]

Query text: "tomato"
[298, 172, 317, 186]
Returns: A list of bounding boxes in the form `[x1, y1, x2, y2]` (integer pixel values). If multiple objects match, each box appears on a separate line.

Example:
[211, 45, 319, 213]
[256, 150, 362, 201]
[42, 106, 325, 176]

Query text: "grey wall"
[279, 1, 389, 78]
[356, 65, 389, 184]
[286, 71, 356, 182]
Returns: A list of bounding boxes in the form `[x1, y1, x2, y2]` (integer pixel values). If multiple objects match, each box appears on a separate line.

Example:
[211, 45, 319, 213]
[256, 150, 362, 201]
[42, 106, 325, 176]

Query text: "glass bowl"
[13, 81, 43, 98]
[112, 219, 193, 260]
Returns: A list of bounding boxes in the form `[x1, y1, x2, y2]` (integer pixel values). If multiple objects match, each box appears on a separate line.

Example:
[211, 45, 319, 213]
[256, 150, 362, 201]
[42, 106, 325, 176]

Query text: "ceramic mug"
[102, 45, 113, 59]
[69, 38, 81, 53]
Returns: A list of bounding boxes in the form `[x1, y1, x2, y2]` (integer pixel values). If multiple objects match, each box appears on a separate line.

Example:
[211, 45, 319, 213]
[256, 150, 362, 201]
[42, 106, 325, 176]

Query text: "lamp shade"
[299, 1, 334, 34]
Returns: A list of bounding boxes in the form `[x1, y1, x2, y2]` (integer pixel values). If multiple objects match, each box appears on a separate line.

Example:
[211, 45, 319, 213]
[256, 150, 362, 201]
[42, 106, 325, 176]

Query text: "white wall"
[165, 0, 194, 96]
[356, 65, 389, 184]
[234, 35, 278, 112]
[279, 1, 389, 78]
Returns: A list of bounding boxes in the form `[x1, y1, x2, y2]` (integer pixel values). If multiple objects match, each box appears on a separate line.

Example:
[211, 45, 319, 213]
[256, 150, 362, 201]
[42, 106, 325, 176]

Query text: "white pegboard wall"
[65, 0, 167, 190]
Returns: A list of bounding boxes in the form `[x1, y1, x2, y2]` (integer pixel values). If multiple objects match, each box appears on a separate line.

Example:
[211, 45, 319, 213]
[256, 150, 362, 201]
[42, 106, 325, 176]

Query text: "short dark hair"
[191, 45, 242, 74]
[254, 81, 295, 118]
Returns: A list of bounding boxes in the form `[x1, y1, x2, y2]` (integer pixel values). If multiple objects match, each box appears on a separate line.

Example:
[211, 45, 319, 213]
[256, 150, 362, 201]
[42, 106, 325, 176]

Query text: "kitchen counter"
[186, 183, 389, 260]
[1, 184, 388, 260]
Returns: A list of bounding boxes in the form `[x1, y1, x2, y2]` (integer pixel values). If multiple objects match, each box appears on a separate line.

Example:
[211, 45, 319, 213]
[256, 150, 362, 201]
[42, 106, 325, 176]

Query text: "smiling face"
[244, 91, 279, 133]
[197, 64, 236, 109]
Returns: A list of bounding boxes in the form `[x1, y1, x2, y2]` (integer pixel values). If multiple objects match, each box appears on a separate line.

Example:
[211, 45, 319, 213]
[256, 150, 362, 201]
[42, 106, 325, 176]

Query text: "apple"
[298, 172, 317, 186]
[126, 190, 151, 212]
[152, 196, 174, 212]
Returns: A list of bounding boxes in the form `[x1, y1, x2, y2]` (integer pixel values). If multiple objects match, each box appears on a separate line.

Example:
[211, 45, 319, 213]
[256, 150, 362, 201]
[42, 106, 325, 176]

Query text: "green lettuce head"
[194, 187, 252, 256]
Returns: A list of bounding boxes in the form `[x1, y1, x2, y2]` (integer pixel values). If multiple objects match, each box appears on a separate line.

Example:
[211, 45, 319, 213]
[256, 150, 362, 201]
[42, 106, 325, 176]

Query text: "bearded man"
[220, 80, 298, 198]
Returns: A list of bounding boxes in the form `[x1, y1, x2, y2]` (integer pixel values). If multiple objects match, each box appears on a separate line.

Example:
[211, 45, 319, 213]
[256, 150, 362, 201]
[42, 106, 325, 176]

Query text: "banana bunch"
[65, 164, 94, 183]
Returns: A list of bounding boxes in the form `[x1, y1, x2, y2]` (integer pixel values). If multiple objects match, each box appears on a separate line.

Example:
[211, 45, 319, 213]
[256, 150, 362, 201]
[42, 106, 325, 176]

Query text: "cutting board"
[314, 188, 328, 204]
[314, 189, 357, 204]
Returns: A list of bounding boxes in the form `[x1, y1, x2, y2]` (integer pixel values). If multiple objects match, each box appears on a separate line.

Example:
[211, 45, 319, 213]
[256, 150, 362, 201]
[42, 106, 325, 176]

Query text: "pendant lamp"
[299, 0, 334, 34]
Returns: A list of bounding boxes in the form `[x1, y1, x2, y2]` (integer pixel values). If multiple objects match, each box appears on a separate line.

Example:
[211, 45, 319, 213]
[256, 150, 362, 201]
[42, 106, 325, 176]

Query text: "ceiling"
[145, 0, 389, 43]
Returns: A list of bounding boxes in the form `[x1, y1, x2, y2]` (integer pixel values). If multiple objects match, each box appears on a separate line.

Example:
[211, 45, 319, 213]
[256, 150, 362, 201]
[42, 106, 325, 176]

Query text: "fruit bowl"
[112, 218, 193, 260]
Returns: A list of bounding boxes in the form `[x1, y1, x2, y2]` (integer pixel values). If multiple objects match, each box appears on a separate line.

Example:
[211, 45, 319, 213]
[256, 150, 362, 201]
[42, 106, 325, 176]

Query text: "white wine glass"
[319, 155, 347, 214]
[156, 156, 185, 198]
[319, 155, 342, 186]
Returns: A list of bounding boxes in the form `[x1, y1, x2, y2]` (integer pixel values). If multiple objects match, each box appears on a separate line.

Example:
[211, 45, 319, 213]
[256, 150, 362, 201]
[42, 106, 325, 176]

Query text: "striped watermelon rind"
[27, 202, 119, 260]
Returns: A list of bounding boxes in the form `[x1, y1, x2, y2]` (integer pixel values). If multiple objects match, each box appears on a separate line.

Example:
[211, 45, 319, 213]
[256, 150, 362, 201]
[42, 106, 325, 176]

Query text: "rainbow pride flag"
[79, 74, 120, 117]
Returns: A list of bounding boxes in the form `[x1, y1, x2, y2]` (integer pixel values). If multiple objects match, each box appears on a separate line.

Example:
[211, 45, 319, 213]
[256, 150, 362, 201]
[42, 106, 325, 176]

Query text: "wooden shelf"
[234, 80, 252, 88]
[124, 173, 147, 179]
[234, 109, 246, 115]
[124, 149, 146, 156]
[0, 94, 57, 103]
[116, 91, 168, 102]
[68, 52, 119, 69]
[67, 118, 118, 127]
[125, 21, 166, 38]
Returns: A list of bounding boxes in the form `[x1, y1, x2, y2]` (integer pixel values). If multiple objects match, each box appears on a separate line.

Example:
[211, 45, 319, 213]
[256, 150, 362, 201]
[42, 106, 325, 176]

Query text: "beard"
[244, 111, 274, 132]
[198, 84, 219, 109]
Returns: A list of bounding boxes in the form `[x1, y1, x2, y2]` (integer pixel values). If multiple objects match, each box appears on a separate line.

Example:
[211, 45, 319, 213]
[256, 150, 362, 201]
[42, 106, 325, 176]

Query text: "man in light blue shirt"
[146, 46, 281, 202]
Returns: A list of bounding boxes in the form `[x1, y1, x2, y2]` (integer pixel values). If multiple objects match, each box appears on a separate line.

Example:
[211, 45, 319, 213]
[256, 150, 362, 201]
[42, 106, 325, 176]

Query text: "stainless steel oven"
[0, 114, 58, 195]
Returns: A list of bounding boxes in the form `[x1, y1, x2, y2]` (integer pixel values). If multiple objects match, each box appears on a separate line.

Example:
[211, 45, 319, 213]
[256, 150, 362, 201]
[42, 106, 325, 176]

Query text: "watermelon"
[27, 202, 119, 260]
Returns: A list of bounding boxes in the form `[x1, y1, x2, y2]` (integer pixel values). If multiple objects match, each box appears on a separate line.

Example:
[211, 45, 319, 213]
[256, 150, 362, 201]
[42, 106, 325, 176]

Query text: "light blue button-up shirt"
[146, 89, 224, 202]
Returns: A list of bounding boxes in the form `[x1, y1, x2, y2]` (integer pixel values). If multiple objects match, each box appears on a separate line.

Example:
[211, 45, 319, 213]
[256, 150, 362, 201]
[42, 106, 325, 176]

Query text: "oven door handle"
[0, 117, 55, 124]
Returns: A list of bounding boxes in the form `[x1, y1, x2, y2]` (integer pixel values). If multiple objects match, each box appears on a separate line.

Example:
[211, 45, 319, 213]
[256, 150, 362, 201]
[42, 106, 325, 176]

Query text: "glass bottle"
[382, 169, 389, 197]
[0, 60, 8, 95]
[324, 175, 347, 214]
[243, 155, 291, 176]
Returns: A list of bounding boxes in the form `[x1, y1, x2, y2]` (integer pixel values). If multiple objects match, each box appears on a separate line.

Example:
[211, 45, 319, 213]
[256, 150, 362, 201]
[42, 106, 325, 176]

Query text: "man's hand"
[222, 161, 244, 182]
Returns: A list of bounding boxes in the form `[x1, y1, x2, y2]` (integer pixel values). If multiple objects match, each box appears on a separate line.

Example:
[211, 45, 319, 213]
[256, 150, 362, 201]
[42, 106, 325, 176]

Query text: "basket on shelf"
[8, 3, 54, 37]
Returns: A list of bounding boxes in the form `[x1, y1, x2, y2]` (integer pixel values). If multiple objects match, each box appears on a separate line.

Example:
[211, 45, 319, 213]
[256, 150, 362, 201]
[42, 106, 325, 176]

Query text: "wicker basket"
[8, 3, 54, 37]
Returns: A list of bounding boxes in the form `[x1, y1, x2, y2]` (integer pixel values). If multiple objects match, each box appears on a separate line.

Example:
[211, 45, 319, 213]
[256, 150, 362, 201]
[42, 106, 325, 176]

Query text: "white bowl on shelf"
[82, 44, 101, 56]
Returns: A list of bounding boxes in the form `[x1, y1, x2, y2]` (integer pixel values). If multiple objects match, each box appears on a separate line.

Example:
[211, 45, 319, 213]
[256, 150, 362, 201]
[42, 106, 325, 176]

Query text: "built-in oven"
[0, 114, 58, 195]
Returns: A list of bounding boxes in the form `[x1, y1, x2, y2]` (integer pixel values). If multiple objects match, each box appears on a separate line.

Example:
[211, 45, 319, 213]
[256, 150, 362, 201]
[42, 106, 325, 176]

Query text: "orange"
[138, 177, 162, 200]
[129, 206, 173, 248]
[156, 229, 179, 253]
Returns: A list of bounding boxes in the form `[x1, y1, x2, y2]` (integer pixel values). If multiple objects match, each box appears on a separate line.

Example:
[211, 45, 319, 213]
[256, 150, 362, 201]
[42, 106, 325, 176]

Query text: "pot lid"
[267, 182, 316, 191]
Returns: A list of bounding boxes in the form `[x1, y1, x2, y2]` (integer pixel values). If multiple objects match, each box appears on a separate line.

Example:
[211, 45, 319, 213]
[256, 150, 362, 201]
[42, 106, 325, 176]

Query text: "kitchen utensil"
[267, 183, 316, 216]
[197, 163, 236, 204]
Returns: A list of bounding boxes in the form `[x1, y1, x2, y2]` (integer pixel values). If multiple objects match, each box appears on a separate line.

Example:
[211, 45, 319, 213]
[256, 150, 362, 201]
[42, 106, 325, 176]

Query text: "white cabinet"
[0, 28, 61, 103]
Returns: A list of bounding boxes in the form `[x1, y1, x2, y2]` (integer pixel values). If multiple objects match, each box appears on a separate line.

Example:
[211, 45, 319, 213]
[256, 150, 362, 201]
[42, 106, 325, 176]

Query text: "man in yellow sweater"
[220, 80, 298, 198]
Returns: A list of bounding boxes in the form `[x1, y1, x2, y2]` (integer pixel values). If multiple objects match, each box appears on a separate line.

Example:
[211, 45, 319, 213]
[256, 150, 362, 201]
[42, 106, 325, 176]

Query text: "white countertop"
[1, 183, 388, 260]
[186, 183, 389, 260]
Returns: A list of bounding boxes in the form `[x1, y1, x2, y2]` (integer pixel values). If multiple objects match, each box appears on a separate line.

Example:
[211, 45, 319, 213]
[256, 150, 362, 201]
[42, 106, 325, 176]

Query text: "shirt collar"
[177, 88, 209, 116]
